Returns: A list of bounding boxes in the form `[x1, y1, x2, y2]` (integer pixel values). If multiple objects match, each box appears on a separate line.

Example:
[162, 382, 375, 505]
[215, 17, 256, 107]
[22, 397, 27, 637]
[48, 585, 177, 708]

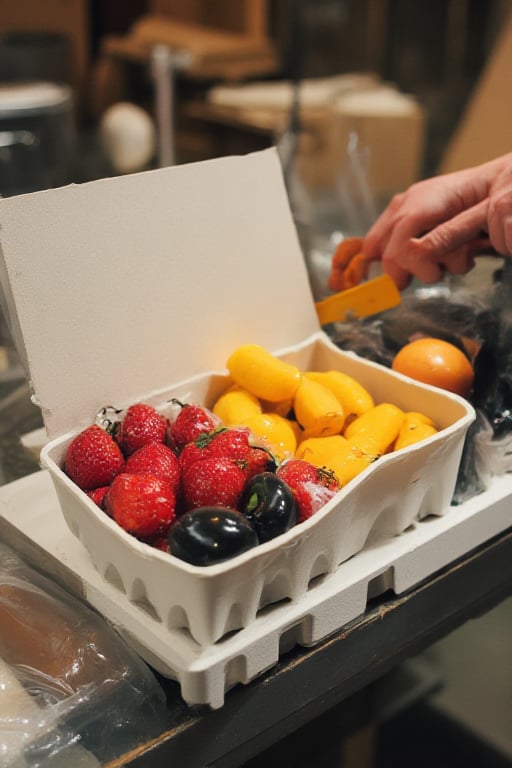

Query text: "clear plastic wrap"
[0, 542, 169, 768]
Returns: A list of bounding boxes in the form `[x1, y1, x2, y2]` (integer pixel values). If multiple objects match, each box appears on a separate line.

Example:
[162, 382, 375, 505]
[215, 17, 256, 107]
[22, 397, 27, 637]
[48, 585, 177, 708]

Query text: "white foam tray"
[1, 468, 511, 709]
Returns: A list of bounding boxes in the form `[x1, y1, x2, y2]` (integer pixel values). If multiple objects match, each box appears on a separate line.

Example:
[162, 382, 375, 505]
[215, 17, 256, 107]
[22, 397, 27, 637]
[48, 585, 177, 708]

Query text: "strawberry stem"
[97, 405, 123, 437]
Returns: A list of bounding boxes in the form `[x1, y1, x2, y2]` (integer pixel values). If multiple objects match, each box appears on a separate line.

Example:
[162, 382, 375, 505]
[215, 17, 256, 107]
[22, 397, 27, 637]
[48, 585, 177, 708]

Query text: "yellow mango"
[305, 370, 374, 418]
[260, 397, 294, 418]
[344, 402, 405, 458]
[393, 412, 438, 451]
[297, 434, 372, 486]
[288, 418, 304, 445]
[244, 412, 298, 461]
[401, 411, 435, 428]
[296, 435, 349, 466]
[226, 344, 302, 402]
[294, 376, 345, 437]
[212, 385, 262, 426]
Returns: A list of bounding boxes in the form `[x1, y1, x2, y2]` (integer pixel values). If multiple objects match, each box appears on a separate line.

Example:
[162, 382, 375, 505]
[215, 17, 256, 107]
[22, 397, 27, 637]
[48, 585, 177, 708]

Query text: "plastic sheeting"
[0, 542, 169, 768]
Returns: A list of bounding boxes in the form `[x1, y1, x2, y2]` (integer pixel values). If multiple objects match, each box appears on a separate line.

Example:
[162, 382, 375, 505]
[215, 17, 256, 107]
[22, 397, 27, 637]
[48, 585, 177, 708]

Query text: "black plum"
[168, 507, 258, 566]
[240, 472, 297, 543]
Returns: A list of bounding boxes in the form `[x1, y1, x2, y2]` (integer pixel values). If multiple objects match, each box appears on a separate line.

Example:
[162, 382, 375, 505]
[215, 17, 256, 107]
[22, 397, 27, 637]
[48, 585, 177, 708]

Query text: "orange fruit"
[391, 337, 474, 398]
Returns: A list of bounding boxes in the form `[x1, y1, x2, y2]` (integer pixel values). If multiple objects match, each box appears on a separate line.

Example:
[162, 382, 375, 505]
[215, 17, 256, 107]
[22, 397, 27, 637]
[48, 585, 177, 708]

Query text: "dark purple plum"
[240, 472, 297, 543]
[168, 507, 258, 566]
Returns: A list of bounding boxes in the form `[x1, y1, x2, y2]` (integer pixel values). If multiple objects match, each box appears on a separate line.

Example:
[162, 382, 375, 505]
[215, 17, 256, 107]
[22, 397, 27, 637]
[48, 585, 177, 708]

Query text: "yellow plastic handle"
[315, 274, 401, 326]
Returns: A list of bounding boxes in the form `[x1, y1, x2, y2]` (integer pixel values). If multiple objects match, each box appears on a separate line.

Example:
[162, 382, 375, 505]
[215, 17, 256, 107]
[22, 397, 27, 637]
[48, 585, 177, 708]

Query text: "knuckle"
[388, 192, 405, 212]
[489, 191, 512, 219]
[411, 229, 448, 258]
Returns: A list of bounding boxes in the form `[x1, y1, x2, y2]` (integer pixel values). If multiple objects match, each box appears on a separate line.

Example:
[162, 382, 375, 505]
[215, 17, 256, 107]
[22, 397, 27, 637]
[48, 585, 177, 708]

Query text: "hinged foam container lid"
[0, 149, 320, 439]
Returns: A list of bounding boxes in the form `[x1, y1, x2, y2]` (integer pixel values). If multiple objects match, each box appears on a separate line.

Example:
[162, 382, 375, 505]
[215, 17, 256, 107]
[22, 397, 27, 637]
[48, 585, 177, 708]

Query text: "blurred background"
[1, 0, 510, 194]
[0, 2, 511, 766]
[2, 0, 512, 296]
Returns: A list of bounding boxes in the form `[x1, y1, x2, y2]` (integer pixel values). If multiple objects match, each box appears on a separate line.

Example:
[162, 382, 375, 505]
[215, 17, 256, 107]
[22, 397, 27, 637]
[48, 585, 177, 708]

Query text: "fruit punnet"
[63, 343, 442, 567]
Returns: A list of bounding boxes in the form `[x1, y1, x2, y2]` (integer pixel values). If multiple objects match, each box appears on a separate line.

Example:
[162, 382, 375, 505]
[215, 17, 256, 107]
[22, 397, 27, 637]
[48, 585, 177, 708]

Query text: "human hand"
[362, 153, 512, 289]
[487, 158, 512, 255]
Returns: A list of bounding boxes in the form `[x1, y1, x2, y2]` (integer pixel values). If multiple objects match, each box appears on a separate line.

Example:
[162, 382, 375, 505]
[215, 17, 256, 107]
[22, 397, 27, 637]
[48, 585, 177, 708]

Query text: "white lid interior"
[0, 149, 320, 438]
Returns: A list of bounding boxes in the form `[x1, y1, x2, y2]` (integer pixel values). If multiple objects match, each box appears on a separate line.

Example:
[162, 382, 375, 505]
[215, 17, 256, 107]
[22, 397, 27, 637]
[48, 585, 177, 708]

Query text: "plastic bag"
[0, 542, 169, 768]
[330, 259, 512, 503]
[286, 129, 379, 302]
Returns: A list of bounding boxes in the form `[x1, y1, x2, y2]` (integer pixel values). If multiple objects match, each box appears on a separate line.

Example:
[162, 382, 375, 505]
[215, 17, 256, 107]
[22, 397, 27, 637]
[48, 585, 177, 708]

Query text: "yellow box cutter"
[315, 274, 401, 326]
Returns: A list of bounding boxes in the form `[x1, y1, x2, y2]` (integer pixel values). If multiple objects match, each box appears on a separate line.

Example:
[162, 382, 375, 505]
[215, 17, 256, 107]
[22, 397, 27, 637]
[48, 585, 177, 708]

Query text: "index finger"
[411, 199, 489, 259]
[363, 190, 448, 263]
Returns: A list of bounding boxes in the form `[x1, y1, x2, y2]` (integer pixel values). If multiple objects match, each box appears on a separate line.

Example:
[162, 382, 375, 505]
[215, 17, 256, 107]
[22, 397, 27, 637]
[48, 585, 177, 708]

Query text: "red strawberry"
[276, 459, 340, 523]
[318, 467, 340, 494]
[212, 427, 251, 457]
[168, 401, 217, 452]
[65, 424, 125, 491]
[151, 534, 170, 553]
[124, 442, 181, 493]
[117, 403, 167, 456]
[240, 446, 277, 480]
[179, 427, 251, 473]
[182, 457, 246, 511]
[105, 473, 176, 538]
[86, 485, 110, 509]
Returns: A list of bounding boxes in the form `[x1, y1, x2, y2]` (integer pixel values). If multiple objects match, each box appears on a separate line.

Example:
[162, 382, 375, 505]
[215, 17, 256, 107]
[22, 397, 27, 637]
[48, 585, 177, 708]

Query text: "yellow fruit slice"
[344, 402, 405, 458]
[294, 376, 345, 437]
[260, 397, 294, 418]
[226, 344, 302, 402]
[244, 412, 298, 461]
[305, 370, 374, 419]
[212, 385, 262, 426]
[393, 411, 438, 451]
[296, 434, 372, 486]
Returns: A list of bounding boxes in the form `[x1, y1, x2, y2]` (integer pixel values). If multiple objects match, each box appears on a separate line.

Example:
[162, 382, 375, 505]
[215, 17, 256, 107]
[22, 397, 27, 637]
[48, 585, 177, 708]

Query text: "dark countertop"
[107, 526, 512, 768]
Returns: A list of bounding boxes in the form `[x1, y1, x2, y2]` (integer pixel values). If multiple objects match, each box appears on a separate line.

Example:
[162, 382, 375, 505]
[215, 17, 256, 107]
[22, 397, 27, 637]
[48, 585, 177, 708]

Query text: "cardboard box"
[439, 7, 512, 173]
[0, 150, 473, 654]
[0, 0, 89, 98]
[149, 0, 269, 37]
[100, 14, 278, 83]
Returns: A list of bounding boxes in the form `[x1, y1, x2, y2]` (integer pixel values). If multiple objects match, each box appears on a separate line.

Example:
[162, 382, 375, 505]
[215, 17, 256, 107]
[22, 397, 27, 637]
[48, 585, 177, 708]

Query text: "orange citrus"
[391, 337, 474, 398]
